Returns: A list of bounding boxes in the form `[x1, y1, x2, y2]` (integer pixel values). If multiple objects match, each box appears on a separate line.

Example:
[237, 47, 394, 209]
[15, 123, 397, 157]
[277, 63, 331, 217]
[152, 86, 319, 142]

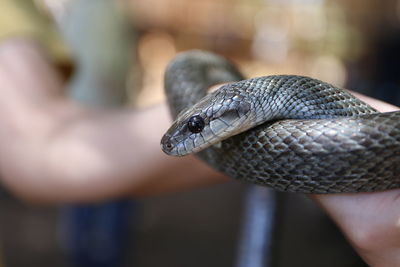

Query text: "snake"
[160, 50, 400, 193]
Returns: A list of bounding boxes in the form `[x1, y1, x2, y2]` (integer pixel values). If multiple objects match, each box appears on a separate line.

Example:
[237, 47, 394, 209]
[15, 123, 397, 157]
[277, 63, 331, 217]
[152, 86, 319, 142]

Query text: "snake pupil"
[187, 115, 205, 133]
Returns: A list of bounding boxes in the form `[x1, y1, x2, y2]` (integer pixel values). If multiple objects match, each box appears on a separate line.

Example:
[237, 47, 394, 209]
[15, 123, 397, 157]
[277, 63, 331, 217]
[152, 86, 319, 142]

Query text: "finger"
[349, 90, 400, 112]
[311, 92, 400, 264]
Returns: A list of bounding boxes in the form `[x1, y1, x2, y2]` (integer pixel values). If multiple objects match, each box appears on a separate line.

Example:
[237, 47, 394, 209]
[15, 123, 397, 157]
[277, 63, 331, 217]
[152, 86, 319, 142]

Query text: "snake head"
[161, 89, 255, 156]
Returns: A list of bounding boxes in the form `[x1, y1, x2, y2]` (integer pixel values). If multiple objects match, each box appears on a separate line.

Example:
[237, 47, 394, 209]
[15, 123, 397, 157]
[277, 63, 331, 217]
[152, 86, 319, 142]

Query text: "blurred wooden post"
[51, 0, 133, 106]
[41, 1, 136, 266]
[236, 187, 282, 267]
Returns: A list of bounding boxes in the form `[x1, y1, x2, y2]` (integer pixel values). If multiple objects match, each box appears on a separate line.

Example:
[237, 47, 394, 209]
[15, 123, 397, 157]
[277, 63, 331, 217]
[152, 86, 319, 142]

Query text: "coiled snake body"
[161, 51, 400, 193]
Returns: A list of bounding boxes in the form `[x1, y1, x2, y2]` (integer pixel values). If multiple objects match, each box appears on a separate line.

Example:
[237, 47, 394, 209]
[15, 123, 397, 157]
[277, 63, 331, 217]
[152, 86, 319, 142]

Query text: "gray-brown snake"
[161, 50, 400, 193]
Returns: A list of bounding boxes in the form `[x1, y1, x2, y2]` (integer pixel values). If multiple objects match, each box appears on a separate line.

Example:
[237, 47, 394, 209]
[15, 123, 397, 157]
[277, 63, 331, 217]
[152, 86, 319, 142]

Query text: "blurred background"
[0, 0, 399, 266]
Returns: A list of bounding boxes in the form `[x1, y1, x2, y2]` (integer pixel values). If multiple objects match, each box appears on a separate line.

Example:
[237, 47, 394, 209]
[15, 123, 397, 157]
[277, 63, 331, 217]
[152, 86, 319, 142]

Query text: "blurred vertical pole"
[42, 1, 136, 266]
[236, 186, 283, 267]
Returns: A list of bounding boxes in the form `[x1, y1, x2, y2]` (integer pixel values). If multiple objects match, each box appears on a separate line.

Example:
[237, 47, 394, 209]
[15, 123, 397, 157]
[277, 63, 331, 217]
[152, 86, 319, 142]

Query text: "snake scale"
[161, 50, 400, 193]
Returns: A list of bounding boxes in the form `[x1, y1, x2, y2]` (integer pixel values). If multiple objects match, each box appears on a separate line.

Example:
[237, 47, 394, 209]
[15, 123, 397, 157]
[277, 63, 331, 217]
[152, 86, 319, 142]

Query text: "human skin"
[0, 39, 228, 202]
[314, 93, 400, 267]
[0, 39, 399, 266]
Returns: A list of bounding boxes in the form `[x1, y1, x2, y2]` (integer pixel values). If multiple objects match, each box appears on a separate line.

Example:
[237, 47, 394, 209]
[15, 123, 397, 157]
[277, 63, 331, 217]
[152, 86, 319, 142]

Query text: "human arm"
[1, 38, 400, 266]
[0, 39, 228, 203]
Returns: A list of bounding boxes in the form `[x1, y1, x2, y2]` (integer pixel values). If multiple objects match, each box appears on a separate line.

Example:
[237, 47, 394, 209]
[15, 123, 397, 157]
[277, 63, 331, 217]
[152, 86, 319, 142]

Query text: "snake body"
[161, 50, 400, 193]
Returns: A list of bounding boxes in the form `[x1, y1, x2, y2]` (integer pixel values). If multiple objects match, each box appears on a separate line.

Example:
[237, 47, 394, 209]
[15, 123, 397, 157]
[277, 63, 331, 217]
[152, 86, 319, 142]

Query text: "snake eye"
[187, 115, 205, 133]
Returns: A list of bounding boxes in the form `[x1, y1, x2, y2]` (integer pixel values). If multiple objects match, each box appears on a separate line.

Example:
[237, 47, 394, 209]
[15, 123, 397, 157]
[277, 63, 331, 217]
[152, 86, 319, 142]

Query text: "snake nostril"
[161, 134, 174, 152]
[164, 141, 174, 151]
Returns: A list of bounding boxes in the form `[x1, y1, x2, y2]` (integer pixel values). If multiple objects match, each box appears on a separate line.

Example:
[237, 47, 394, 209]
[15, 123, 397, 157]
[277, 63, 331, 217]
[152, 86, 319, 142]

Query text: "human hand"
[1, 38, 399, 266]
[314, 93, 400, 267]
